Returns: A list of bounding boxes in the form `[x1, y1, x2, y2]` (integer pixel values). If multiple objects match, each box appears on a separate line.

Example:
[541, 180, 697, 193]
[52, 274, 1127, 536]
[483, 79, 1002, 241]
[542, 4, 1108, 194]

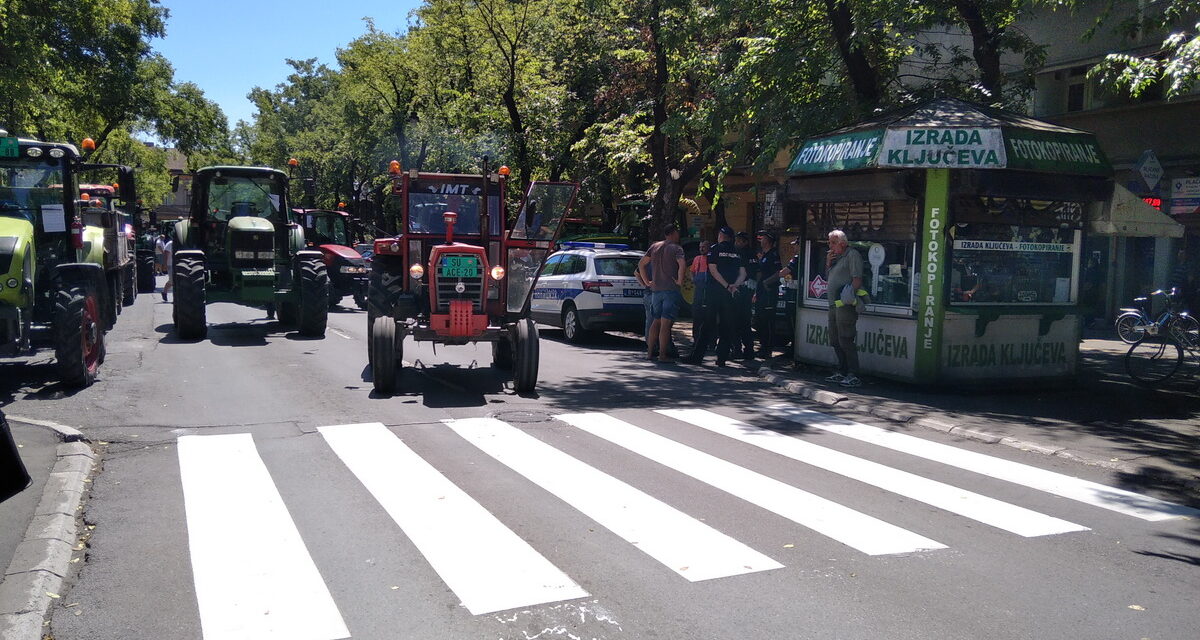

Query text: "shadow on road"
[0, 359, 90, 404]
[361, 361, 511, 408]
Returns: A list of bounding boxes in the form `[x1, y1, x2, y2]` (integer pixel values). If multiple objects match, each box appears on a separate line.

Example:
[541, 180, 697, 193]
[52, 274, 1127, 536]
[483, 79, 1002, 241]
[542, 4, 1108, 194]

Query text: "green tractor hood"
[228, 216, 274, 233]
[0, 216, 34, 307]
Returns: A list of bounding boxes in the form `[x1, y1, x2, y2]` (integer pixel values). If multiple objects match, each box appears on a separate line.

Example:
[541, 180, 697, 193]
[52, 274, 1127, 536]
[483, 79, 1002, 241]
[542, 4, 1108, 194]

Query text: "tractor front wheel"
[122, 264, 136, 305]
[298, 256, 329, 337]
[174, 256, 207, 340]
[54, 283, 105, 388]
[371, 316, 401, 393]
[512, 318, 540, 393]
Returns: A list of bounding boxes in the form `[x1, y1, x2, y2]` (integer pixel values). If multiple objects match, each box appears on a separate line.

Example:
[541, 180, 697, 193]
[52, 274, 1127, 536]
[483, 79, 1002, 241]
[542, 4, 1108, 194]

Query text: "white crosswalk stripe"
[771, 404, 1200, 521]
[318, 422, 588, 615]
[445, 417, 783, 581]
[658, 408, 1090, 537]
[556, 412, 948, 556]
[178, 434, 350, 640]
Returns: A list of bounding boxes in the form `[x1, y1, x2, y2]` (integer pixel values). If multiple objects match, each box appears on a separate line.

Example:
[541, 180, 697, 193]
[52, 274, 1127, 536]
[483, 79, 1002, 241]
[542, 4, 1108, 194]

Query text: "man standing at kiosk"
[826, 229, 864, 387]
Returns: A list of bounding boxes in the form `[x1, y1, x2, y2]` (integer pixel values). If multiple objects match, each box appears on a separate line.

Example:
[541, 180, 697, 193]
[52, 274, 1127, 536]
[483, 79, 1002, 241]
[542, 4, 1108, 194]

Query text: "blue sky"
[152, 1, 422, 128]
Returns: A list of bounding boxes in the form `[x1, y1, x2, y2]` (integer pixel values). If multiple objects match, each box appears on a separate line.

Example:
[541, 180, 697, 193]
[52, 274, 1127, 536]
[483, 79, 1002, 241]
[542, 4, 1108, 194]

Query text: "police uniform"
[734, 238, 756, 357]
[754, 244, 782, 355]
[685, 237, 745, 365]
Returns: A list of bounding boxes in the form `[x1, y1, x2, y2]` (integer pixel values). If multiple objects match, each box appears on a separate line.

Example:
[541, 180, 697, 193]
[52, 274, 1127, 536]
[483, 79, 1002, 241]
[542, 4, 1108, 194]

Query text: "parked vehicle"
[1114, 288, 1197, 344]
[0, 130, 137, 386]
[366, 161, 577, 393]
[530, 242, 646, 343]
[170, 166, 330, 340]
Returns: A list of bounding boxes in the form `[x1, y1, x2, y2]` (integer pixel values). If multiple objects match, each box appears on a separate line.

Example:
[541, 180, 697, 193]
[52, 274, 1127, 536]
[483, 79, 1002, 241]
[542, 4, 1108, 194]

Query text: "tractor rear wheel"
[512, 318, 540, 393]
[174, 256, 207, 340]
[54, 283, 104, 388]
[122, 264, 136, 305]
[136, 253, 156, 293]
[370, 316, 400, 393]
[108, 272, 122, 323]
[298, 256, 329, 337]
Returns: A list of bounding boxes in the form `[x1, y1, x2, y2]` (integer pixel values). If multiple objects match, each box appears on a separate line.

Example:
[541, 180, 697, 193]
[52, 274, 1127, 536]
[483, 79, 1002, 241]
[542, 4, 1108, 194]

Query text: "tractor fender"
[172, 219, 192, 248]
[295, 249, 323, 262]
[52, 263, 105, 293]
[173, 249, 206, 267]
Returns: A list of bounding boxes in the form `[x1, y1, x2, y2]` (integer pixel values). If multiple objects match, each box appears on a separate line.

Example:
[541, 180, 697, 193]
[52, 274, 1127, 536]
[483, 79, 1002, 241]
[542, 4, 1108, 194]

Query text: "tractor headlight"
[340, 265, 366, 274]
[25, 147, 42, 158]
[48, 148, 65, 158]
[234, 250, 255, 260]
[5, 278, 16, 289]
[257, 251, 274, 260]
[490, 265, 505, 280]
[409, 263, 424, 279]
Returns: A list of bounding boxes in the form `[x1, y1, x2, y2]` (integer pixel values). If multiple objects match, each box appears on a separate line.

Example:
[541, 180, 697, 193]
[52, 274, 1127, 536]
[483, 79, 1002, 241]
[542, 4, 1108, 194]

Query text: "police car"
[529, 242, 646, 343]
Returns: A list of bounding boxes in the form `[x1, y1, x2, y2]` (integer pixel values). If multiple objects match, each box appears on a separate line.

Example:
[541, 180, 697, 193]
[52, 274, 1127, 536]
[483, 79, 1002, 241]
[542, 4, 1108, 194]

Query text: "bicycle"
[1114, 288, 1198, 344]
[1124, 305, 1200, 387]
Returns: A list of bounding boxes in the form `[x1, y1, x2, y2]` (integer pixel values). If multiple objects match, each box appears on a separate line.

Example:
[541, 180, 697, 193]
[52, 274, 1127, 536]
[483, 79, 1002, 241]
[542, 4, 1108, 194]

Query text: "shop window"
[949, 223, 1080, 304]
[801, 199, 918, 312]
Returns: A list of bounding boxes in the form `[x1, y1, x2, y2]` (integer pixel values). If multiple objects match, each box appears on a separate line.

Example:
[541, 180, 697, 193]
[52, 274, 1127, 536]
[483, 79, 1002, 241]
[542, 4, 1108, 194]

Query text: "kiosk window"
[802, 199, 918, 310]
[949, 223, 1079, 304]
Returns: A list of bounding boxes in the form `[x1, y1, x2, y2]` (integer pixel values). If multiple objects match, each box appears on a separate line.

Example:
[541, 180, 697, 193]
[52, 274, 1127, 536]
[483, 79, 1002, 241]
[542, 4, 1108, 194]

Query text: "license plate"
[439, 256, 480, 278]
[624, 289, 645, 298]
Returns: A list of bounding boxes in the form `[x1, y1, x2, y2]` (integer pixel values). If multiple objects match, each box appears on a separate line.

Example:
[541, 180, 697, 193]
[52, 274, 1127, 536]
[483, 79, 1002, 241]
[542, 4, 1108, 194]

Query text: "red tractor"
[294, 208, 368, 309]
[366, 162, 577, 393]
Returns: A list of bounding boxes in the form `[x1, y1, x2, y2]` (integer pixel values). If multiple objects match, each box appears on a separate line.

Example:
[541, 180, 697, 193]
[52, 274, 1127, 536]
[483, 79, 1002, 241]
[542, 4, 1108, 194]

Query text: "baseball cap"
[718, 226, 734, 237]
[756, 231, 777, 242]
[735, 231, 750, 240]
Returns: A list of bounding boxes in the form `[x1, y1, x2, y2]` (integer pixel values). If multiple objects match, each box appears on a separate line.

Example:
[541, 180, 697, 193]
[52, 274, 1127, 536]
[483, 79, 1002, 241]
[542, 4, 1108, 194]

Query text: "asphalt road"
[2, 283, 1198, 640]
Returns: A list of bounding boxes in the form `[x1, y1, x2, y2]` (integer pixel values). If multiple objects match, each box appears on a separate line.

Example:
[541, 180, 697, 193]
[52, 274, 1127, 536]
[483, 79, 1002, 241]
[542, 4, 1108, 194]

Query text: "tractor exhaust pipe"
[443, 211, 457, 244]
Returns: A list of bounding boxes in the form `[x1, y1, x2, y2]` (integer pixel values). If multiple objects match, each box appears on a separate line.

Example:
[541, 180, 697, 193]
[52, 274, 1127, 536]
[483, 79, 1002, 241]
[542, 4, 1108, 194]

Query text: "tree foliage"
[1090, 0, 1200, 99]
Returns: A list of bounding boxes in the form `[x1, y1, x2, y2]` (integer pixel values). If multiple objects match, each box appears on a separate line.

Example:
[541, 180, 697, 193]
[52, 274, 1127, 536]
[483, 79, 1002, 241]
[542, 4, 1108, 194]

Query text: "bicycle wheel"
[1125, 337, 1183, 386]
[1115, 313, 1145, 344]
[1167, 315, 1200, 350]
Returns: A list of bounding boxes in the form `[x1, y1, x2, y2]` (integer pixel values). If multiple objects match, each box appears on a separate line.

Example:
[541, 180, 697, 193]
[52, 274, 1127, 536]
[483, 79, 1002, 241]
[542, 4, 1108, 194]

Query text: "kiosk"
[787, 98, 1112, 384]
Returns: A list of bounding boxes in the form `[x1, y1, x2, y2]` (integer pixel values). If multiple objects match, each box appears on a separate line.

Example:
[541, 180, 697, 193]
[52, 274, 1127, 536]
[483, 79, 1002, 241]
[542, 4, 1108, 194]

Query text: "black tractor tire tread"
[122, 264, 137, 305]
[371, 316, 398, 393]
[298, 257, 329, 337]
[136, 253, 156, 293]
[513, 318, 540, 393]
[174, 256, 208, 340]
[54, 284, 102, 388]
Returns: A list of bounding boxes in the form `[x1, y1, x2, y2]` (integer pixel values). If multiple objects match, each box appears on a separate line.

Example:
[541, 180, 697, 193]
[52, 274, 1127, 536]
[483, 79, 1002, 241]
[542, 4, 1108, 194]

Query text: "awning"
[1091, 183, 1184, 238]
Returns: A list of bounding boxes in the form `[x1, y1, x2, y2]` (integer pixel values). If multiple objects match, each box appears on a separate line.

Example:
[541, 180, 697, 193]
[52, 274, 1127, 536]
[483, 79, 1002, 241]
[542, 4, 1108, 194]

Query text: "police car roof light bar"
[560, 241, 629, 250]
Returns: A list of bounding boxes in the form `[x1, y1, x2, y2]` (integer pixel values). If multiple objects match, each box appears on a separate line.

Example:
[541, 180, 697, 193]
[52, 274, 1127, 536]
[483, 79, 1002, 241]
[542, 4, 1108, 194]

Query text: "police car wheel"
[562, 306, 589, 343]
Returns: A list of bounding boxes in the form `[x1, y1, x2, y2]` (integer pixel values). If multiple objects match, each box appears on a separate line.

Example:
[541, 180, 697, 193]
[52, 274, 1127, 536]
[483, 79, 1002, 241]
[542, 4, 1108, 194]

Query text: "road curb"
[754, 364, 1200, 498]
[0, 418, 95, 640]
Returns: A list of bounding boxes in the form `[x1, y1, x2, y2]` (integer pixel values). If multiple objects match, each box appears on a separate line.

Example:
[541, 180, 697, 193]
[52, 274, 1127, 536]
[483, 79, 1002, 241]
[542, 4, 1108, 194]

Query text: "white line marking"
[177, 434, 349, 640]
[555, 413, 946, 556]
[330, 327, 353, 340]
[659, 409, 1089, 537]
[771, 405, 1200, 521]
[318, 423, 587, 615]
[446, 417, 782, 581]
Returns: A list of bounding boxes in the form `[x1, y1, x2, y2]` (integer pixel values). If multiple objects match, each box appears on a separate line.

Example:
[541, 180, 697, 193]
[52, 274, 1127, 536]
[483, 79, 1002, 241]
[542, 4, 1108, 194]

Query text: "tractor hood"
[228, 216, 274, 232]
[320, 243, 361, 260]
[0, 217, 34, 306]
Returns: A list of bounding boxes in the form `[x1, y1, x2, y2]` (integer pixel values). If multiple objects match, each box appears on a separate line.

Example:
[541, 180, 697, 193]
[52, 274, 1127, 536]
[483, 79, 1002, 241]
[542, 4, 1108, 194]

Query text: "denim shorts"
[649, 290, 682, 320]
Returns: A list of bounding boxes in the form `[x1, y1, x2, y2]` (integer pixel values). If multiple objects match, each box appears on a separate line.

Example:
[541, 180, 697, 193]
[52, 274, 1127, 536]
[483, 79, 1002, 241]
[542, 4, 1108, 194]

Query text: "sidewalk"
[0, 416, 95, 640]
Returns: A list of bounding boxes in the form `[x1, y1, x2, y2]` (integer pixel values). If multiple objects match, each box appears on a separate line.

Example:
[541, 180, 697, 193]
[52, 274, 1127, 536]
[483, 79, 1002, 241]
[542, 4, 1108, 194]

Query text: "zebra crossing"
[175, 406, 1199, 640]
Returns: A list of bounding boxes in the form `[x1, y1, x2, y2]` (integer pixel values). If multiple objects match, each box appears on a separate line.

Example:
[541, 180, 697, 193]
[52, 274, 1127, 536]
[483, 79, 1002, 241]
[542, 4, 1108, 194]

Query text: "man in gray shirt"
[825, 229, 864, 386]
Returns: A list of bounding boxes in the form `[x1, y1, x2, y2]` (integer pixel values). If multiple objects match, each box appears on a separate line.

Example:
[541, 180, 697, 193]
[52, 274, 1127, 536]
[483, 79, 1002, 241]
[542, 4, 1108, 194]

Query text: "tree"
[1090, 0, 1200, 99]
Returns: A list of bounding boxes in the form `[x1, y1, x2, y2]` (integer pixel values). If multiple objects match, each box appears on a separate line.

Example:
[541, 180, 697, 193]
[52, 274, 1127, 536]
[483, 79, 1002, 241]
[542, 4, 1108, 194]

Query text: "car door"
[529, 254, 563, 323]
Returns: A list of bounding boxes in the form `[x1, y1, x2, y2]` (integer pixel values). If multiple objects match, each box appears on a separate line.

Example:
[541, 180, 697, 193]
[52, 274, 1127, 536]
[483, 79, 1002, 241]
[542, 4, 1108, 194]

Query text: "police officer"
[753, 231, 782, 357]
[733, 231, 756, 359]
[684, 227, 746, 367]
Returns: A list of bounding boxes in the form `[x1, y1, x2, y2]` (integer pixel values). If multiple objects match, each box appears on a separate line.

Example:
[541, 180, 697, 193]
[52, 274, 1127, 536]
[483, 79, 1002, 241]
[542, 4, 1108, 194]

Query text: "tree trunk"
[823, 0, 882, 111]
[954, 0, 1003, 100]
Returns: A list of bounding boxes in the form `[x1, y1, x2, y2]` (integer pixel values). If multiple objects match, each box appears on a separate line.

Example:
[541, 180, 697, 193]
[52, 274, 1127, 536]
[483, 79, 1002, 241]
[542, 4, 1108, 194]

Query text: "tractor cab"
[295, 208, 368, 309]
[366, 164, 578, 393]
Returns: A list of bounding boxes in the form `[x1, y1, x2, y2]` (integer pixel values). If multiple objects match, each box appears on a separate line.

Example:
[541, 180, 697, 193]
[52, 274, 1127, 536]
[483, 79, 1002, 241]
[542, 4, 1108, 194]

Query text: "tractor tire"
[492, 335, 514, 369]
[512, 318, 540, 393]
[136, 253, 156, 293]
[173, 256, 208, 340]
[562, 305, 589, 343]
[298, 257, 329, 337]
[123, 264, 136, 305]
[108, 273, 122, 324]
[371, 316, 400, 393]
[354, 291, 368, 311]
[54, 283, 104, 388]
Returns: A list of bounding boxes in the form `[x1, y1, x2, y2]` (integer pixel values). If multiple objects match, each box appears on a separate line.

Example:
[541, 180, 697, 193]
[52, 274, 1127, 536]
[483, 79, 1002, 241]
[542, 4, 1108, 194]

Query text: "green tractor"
[0, 130, 137, 387]
[170, 166, 329, 339]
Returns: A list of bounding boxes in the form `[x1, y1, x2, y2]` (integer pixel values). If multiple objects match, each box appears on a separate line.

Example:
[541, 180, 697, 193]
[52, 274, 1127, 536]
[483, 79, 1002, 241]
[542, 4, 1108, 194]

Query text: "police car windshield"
[594, 257, 639, 277]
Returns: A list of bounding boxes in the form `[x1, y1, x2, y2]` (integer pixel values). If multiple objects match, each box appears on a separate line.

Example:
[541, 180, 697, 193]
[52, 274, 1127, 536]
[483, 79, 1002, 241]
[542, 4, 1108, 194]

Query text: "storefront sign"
[1170, 177, 1200, 216]
[879, 128, 1006, 169]
[795, 308, 917, 378]
[941, 313, 1079, 379]
[952, 240, 1074, 253]
[1135, 150, 1163, 191]
[788, 129, 883, 174]
[915, 169, 949, 381]
[1003, 129, 1109, 176]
